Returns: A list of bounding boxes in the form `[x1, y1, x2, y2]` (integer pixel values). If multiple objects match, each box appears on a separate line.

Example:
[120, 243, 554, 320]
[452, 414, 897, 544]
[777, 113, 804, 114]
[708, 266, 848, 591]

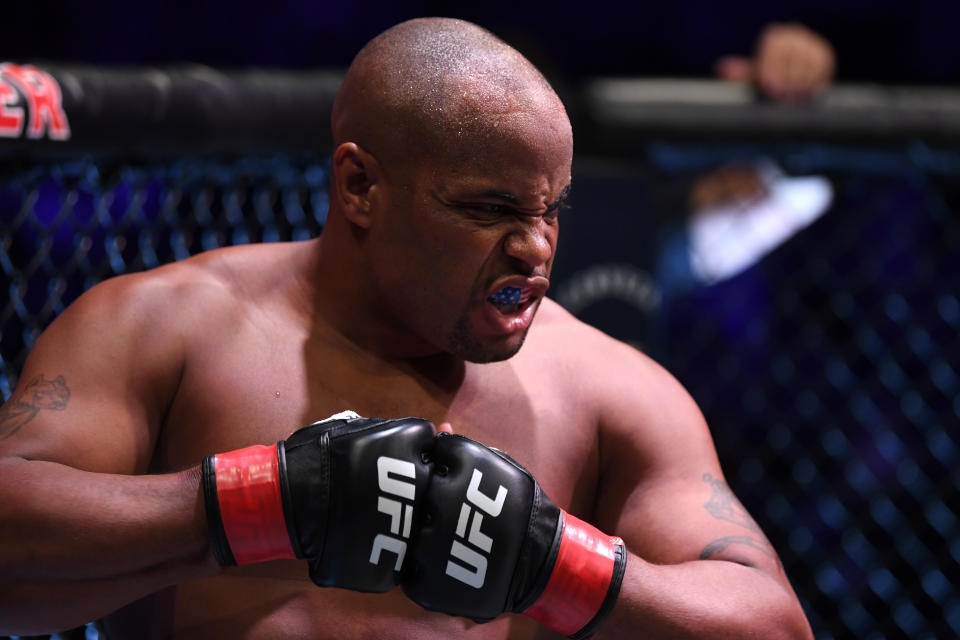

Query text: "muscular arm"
[0, 461, 213, 633]
[0, 272, 219, 634]
[584, 338, 812, 639]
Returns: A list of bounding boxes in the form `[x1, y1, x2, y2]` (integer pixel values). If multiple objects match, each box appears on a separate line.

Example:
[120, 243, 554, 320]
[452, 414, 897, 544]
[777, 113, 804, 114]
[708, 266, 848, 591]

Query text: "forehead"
[432, 132, 570, 212]
[451, 74, 570, 146]
[421, 95, 573, 191]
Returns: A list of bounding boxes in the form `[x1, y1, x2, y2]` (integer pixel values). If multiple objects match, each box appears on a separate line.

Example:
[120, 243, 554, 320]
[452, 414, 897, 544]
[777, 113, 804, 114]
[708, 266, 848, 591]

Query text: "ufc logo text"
[368, 455, 416, 571]
[445, 468, 508, 588]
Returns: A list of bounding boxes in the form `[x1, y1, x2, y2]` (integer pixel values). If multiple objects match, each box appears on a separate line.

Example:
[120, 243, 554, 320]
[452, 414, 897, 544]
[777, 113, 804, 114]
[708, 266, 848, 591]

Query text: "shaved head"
[331, 18, 569, 169]
[324, 18, 573, 362]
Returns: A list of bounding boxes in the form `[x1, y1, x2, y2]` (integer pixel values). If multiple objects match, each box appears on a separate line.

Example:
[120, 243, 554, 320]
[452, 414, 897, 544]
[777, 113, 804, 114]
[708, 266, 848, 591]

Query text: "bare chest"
[136, 307, 600, 639]
[106, 574, 549, 639]
[154, 323, 599, 513]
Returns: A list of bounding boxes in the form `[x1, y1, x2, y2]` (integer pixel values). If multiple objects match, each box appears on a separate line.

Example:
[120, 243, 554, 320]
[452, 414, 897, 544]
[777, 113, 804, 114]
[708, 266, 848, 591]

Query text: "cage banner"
[0, 63, 342, 155]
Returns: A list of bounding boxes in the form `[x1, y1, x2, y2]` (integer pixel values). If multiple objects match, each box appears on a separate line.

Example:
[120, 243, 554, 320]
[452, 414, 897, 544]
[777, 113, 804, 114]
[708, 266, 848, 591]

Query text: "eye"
[463, 203, 514, 221]
[542, 200, 569, 223]
[472, 203, 506, 214]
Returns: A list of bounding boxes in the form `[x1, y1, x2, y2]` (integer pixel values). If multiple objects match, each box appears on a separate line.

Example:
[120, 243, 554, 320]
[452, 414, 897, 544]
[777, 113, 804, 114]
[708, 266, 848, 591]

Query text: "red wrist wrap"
[523, 512, 624, 637]
[213, 444, 297, 565]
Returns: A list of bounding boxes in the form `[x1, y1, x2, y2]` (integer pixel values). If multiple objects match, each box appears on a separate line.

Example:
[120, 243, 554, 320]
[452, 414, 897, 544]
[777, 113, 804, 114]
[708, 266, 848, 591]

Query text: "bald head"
[331, 18, 569, 168]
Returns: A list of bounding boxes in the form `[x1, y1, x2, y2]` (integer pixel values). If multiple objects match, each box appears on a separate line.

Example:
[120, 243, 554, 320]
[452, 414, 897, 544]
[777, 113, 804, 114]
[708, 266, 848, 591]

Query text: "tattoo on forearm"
[701, 472, 779, 565]
[0, 374, 70, 441]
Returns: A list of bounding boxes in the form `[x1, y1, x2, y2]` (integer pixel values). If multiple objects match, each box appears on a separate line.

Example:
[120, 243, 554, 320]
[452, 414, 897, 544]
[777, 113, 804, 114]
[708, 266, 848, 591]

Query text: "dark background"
[4, 0, 960, 85]
[3, 3, 960, 639]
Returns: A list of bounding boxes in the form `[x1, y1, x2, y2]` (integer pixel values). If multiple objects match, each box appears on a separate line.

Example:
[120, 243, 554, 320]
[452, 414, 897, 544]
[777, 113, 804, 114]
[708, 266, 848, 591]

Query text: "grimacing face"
[366, 101, 573, 362]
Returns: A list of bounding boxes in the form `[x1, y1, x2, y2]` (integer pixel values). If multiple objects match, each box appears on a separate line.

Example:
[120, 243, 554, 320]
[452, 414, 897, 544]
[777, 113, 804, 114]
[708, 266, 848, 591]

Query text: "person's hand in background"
[715, 23, 835, 102]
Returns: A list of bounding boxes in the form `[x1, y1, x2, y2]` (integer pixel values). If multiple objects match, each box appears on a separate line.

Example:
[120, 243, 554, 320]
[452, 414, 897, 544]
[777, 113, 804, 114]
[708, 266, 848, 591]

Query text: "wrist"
[202, 444, 298, 566]
[522, 511, 627, 639]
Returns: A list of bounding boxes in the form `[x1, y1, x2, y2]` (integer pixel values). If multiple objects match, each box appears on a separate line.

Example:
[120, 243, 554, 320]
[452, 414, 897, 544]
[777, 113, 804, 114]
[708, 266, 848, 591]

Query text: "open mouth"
[487, 286, 533, 314]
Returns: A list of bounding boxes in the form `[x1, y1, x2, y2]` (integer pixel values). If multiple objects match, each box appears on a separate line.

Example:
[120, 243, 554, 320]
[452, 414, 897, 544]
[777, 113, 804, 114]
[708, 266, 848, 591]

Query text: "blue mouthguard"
[488, 286, 523, 305]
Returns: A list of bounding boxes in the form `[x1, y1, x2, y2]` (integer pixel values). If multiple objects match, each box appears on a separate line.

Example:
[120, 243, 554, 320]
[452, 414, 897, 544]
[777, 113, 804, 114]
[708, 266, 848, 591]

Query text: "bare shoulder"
[532, 311, 793, 591]
[529, 297, 692, 404]
[60, 240, 313, 330]
[528, 298, 716, 473]
[0, 241, 314, 468]
[532, 304, 739, 569]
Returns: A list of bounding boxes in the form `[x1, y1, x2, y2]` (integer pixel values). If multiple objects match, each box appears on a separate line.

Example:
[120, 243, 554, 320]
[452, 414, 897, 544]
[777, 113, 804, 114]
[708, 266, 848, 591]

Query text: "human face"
[368, 104, 573, 362]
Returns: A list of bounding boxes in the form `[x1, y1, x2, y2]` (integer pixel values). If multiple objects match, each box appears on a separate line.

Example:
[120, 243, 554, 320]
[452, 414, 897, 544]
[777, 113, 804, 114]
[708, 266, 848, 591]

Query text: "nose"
[503, 217, 555, 270]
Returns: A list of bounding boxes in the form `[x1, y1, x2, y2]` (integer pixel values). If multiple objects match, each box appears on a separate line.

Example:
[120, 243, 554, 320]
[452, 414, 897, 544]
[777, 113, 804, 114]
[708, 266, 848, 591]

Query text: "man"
[0, 18, 813, 639]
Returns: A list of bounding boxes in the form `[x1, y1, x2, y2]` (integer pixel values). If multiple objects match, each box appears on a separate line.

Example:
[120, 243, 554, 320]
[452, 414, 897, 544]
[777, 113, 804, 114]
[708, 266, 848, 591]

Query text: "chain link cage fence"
[0, 153, 330, 403]
[3, 66, 960, 639]
[644, 144, 960, 640]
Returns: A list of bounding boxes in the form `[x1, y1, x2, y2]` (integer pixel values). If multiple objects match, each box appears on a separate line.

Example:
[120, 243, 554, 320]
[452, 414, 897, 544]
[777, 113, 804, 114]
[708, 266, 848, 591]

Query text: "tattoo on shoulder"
[0, 374, 71, 441]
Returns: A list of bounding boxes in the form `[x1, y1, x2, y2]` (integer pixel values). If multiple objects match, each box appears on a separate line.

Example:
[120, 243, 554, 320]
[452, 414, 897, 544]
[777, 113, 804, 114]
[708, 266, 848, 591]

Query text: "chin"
[447, 327, 528, 364]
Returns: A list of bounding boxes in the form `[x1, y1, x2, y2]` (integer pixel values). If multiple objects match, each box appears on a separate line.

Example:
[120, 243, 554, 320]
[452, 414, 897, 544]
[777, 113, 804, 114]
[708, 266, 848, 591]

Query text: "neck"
[311, 223, 453, 363]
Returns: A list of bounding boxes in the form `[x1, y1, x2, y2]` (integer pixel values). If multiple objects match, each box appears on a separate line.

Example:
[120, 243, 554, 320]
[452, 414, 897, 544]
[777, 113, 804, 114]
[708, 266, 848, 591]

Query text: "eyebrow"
[547, 185, 572, 211]
[463, 184, 572, 211]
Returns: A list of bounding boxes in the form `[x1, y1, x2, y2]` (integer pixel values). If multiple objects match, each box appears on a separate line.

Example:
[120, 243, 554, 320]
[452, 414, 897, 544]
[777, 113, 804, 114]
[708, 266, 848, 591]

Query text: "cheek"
[379, 226, 485, 313]
[375, 197, 502, 305]
[416, 218, 500, 279]
[423, 238, 492, 299]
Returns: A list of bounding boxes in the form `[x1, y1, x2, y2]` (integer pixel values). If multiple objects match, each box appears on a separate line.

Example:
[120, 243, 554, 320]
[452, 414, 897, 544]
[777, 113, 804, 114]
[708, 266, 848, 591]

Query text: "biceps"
[0, 364, 156, 474]
[694, 473, 782, 567]
[598, 472, 784, 576]
[0, 277, 187, 473]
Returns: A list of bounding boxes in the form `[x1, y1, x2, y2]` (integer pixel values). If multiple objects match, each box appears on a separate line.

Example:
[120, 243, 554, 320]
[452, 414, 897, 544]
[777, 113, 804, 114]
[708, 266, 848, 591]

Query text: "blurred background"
[5, 0, 960, 84]
[3, 2, 960, 639]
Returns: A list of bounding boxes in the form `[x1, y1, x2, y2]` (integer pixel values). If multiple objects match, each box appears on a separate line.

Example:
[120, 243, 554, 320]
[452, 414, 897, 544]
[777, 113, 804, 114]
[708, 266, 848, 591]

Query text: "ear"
[331, 142, 381, 229]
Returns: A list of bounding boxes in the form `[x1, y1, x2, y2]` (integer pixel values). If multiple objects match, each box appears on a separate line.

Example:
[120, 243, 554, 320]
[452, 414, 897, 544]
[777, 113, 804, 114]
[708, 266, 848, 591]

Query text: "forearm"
[1, 557, 211, 634]
[0, 457, 218, 628]
[595, 552, 812, 640]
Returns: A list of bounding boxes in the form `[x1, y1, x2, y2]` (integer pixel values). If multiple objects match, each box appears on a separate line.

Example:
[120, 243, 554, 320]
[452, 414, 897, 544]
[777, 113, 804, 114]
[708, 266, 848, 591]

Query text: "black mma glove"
[403, 433, 627, 639]
[202, 411, 435, 592]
